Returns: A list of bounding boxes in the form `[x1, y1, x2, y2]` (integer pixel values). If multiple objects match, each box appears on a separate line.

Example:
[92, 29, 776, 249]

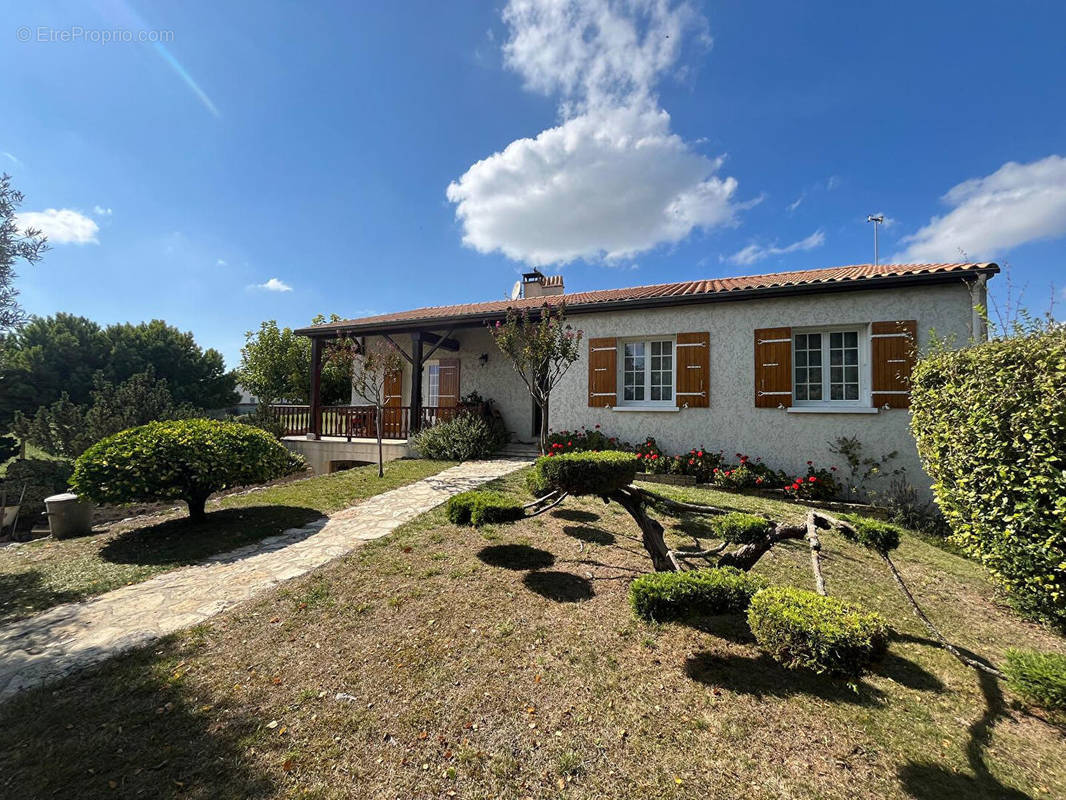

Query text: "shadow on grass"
[100, 506, 324, 568]
[551, 508, 600, 524]
[897, 634, 1033, 800]
[562, 524, 616, 545]
[523, 571, 594, 603]
[0, 570, 86, 625]
[0, 635, 273, 799]
[685, 651, 886, 706]
[477, 544, 555, 571]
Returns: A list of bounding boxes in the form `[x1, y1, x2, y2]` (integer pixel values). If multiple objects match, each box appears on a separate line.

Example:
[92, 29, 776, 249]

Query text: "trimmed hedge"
[629, 567, 769, 621]
[910, 327, 1066, 625]
[535, 451, 639, 496]
[706, 512, 772, 544]
[747, 586, 888, 678]
[1004, 649, 1066, 712]
[446, 490, 524, 527]
[839, 515, 903, 554]
[525, 466, 552, 499]
[71, 419, 304, 521]
[411, 413, 505, 461]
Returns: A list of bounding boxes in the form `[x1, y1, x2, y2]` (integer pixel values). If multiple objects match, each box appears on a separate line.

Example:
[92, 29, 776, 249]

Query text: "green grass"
[1, 472, 1062, 799]
[0, 459, 455, 623]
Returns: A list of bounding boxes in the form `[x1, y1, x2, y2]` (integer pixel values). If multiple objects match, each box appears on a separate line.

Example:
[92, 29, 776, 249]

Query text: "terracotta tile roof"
[300, 262, 997, 334]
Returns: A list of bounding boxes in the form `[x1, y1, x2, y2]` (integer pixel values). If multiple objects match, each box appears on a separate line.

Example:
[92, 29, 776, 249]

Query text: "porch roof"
[295, 262, 998, 337]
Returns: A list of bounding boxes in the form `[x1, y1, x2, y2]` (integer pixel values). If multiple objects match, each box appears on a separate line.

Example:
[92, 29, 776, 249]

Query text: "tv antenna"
[866, 214, 885, 265]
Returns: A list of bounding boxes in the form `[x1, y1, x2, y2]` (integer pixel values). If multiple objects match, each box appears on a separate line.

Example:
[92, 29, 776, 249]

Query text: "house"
[285, 262, 996, 496]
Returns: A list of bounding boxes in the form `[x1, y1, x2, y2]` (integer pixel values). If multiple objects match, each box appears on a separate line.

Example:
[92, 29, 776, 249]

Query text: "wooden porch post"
[410, 333, 424, 436]
[310, 335, 323, 440]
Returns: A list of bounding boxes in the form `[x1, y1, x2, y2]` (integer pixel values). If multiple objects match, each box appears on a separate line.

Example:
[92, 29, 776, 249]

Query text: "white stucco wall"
[548, 282, 978, 499]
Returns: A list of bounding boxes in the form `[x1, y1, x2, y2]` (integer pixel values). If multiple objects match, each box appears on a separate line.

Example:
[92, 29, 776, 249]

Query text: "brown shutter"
[437, 358, 460, 408]
[588, 338, 617, 407]
[675, 332, 709, 408]
[871, 320, 917, 409]
[754, 327, 792, 408]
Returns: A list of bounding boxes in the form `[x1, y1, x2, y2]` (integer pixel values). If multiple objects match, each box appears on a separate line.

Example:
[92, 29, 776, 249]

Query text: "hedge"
[910, 326, 1066, 625]
[446, 490, 524, 527]
[747, 586, 888, 678]
[629, 567, 769, 621]
[71, 419, 304, 522]
[534, 451, 639, 496]
[705, 512, 772, 544]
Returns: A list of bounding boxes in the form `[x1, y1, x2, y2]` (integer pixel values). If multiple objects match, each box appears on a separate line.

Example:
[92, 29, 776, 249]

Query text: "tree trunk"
[538, 395, 550, 455]
[376, 405, 384, 478]
[186, 491, 210, 523]
[717, 523, 806, 571]
[609, 487, 675, 571]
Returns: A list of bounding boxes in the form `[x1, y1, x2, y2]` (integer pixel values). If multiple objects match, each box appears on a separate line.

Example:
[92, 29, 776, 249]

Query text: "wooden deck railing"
[270, 404, 458, 440]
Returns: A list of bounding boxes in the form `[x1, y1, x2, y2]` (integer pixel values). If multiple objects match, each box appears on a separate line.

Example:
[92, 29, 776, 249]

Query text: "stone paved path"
[0, 458, 529, 702]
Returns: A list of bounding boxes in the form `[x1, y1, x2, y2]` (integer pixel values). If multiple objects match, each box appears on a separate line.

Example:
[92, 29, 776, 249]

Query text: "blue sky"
[4, 0, 1065, 368]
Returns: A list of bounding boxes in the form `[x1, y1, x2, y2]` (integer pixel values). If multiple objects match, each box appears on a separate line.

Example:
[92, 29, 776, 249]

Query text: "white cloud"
[826, 175, 841, 191]
[216, 258, 228, 267]
[786, 194, 804, 213]
[727, 230, 825, 266]
[93, 205, 112, 216]
[253, 278, 293, 292]
[895, 155, 1066, 262]
[2, 151, 20, 166]
[16, 208, 99, 244]
[448, 0, 744, 266]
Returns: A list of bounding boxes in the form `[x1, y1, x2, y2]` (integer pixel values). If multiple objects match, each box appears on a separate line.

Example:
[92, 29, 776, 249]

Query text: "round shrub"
[707, 512, 772, 544]
[446, 490, 523, 527]
[71, 419, 304, 522]
[747, 586, 888, 678]
[1, 458, 75, 530]
[1004, 648, 1066, 713]
[629, 567, 769, 622]
[535, 451, 639, 496]
[910, 326, 1066, 625]
[839, 515, 902, 554]
[411, 413, 505, 461]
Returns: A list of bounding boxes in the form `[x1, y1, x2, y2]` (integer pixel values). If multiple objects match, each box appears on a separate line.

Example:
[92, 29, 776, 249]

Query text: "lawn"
[0, 459, 455, 624]
[0, 471, 1062, 799]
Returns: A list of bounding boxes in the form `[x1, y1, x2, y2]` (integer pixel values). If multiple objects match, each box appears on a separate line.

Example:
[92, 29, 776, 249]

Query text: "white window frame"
[426, 362, 441, 407]
[616, 336, 676, 408]
[791, 325, 870, 408]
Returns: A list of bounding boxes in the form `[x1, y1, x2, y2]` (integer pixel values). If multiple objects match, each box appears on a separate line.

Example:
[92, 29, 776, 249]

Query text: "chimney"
[521, 269, 564, 299]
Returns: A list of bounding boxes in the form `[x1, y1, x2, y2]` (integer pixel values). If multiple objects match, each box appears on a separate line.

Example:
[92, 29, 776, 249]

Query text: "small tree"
[238, 315, 352, 405]
[489, 304, 582, 453]
[0, 173, 48, 338]
[325, 337, 405, 477]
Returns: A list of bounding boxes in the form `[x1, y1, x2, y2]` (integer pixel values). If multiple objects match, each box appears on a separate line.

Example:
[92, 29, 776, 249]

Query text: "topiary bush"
[839, 515, 903, 554]
[411, 413, 505, 461]
[1, 457, 75, 530]
[705, 512, 773, 544]
[747, 586, 888, 678]
[71, 419, 304, 522]
[535, 451, 639, 496]
[525, 465, 552, 498]
[629, 567, 769, 621]
[446, 490, 523, 527]
[910, 325, 1066, 625]
[1003, 648, 1066, 713]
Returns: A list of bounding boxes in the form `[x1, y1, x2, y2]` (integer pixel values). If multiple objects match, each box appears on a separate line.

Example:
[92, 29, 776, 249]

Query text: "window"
[426, 364, 440, 406]
[620, 338, 674, 405]
[793, 329, 864, 404]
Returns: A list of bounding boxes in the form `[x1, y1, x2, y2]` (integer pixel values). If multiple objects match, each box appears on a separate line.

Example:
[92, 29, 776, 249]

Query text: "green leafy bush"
[839, 515, 903, 554]
[706, 512, 772, 544]
[910, 326, 1066, 625]
[629, 567, 769, 621]
[545, 427, 630, 454]
[71, 419, 304, 522]
[747, 586, 888, 678]
[0, 434, 18, 464]
[446, 490, 523, 527]
[1, 458, 74, 530]
[536, 451, 639, 496]
[525, 465, 552, 498]
[1004, 648, 1066, 712]
[411, 413, 505, 461]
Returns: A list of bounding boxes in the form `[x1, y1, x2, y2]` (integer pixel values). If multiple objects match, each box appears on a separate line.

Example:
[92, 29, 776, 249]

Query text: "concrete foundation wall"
[283, 437, 413, 475]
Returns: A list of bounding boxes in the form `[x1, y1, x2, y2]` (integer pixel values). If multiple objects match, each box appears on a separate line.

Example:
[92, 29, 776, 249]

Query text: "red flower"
[697, 451, 704, 457]
[594, 424, 601, 429]
[651, 454, 659, 460]
[712, 468, 719, 474]
[830, 466, 838, 472]
[567, 441, 572, 447]
[809, 476, 816, 483]
[756, 477, 764, 484]
[688, 459, 694, 465]
[807, 460, 813, 465]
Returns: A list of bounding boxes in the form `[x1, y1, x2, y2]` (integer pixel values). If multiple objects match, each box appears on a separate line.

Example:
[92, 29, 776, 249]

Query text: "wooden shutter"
[754, 327, 792, 408]
[675, 332, 709, 408]
[384, 368, 402, 408]
[588, 338, 617, 407]
[437, 358, 460, 408]
[871, 320, 917, 409]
